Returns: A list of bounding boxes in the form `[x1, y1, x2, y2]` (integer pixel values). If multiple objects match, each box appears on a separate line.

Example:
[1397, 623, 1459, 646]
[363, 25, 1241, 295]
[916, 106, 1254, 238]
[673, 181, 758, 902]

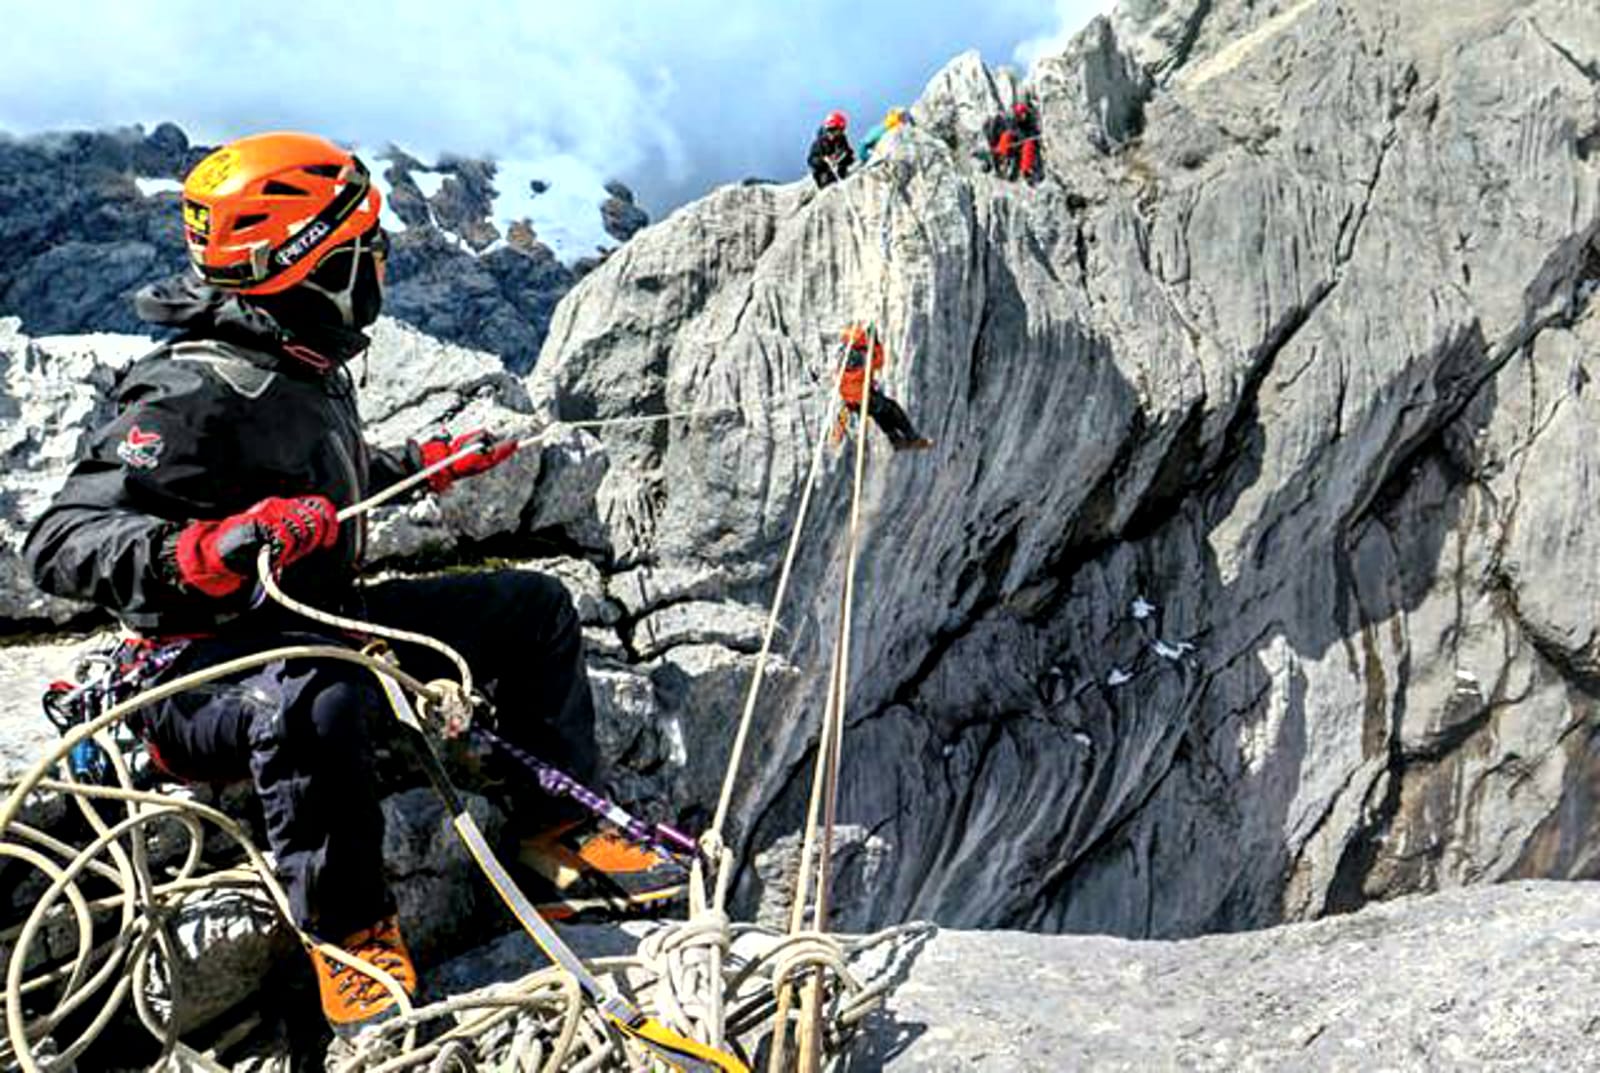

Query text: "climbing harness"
[41, 638, 190, 788]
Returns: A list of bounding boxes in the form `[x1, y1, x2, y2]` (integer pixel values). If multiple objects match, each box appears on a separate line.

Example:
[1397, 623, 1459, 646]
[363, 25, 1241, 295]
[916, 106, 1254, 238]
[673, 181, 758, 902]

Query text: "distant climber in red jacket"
[988, 101, 1043, 182]
[833, 324, 933, 452]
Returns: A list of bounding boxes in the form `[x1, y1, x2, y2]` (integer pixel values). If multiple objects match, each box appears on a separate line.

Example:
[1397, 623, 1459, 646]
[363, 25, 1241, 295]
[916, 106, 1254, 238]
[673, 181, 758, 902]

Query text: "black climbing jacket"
[1013, 107, 1041, 142]
[23, 275, 419, 636]
[807, 128, 855, 184]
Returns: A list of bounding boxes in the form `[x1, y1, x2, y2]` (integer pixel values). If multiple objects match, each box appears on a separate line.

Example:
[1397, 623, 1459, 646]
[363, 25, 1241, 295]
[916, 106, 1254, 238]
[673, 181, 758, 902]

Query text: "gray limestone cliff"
[528, 0, 1600, 935]
[2, 0, 1599, 1065]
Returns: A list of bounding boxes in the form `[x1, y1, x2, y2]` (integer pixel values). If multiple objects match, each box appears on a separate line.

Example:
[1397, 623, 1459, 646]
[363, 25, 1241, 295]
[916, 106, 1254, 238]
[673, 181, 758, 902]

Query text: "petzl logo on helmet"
[117, 425, 164, 470]
[274, 220, 332, 268]
[185, 148, 240, 197]
[182, 200, 211, 238]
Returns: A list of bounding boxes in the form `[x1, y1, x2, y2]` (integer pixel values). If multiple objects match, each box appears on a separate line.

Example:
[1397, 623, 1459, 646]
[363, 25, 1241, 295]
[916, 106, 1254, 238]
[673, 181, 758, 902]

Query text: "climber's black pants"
[138, 570, 596, 941]
[812, 161, 851, 188]
[844, 392, 924, 448]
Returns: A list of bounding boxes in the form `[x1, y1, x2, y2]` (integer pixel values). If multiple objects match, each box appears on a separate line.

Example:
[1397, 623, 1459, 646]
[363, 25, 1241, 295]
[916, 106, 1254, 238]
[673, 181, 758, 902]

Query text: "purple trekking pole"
[475, 726, 699, 860]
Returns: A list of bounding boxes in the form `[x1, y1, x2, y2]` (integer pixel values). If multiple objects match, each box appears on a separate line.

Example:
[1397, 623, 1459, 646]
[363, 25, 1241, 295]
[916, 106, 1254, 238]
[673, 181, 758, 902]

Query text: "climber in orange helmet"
[833, 324, 933, 452]
[23, 131, 603, 1039]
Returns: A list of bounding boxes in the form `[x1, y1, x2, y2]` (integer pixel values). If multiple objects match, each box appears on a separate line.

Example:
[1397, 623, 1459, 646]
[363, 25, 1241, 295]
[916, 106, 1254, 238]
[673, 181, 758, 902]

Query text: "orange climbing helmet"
[840, 323, 885, 362]
[180, 131, 382, 295]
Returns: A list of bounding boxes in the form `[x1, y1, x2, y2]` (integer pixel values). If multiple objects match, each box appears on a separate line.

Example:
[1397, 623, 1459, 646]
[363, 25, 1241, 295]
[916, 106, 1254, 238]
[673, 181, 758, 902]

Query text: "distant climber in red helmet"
[832, 324, 933, 452]
[987, 100, 1043, 182]
[808, 111, 856, 189]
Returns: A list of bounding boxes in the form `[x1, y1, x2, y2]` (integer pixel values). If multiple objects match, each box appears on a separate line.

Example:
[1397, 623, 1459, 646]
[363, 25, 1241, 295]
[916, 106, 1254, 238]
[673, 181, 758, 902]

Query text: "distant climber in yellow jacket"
[860, 107, 913, 163]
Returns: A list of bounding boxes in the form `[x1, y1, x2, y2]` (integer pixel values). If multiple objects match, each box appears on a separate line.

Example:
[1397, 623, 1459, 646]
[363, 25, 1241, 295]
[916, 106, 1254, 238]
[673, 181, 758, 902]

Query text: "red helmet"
[181, 131, 382, 295]
[824, 111, 848, 131]
[1013, 102, 1033, 120]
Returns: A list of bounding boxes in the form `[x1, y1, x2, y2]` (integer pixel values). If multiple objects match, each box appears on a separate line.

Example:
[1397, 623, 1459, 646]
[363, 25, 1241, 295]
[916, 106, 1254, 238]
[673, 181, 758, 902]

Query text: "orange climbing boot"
[520, 821, 688, 916]
[572, 828, 687, 898]
[311, 914, 418, 1037]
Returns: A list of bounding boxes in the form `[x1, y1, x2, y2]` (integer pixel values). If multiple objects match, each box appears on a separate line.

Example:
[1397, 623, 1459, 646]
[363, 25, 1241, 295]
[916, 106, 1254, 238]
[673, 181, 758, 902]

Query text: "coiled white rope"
[0, 369, 918, 1070]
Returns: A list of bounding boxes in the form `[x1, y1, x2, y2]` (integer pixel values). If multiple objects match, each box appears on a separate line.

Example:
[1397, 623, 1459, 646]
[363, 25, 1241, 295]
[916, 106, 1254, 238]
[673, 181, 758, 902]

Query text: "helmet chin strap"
[297, 229, 376, 328]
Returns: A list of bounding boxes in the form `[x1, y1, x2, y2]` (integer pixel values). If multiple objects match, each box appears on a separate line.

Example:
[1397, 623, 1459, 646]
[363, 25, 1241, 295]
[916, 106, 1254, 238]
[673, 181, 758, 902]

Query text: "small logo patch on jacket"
[117, 425, 165, 470]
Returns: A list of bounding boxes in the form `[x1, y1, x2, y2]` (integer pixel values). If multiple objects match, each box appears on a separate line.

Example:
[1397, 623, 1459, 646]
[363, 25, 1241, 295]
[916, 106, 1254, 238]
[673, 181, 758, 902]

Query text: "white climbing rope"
[0, 644, 437, 1071]
[763, 155, 908, 1073]
[0, 375, 907, 1072]
[0, 156, 945, 1072]
[0, 702, 928, 1070]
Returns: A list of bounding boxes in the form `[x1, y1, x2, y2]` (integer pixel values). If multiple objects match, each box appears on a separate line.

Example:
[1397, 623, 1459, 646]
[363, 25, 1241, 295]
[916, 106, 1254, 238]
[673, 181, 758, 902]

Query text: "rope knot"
[418, 680, 474, 738]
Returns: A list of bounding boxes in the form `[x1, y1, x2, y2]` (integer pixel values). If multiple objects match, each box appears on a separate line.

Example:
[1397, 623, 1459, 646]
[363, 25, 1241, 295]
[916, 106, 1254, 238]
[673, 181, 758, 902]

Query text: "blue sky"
[0, 1, 1114, 214]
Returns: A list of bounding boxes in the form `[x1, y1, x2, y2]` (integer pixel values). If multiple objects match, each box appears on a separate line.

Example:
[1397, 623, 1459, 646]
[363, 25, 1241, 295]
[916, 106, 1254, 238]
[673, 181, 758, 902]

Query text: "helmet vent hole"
[233, 213, 269, 230]
[262, 180, 308, 196]
[301, 164, 344, 179]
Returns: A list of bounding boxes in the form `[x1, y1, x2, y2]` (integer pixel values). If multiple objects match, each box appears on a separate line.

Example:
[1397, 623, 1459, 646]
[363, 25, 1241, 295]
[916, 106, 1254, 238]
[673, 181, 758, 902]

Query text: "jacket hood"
[134, 274, 371, 372]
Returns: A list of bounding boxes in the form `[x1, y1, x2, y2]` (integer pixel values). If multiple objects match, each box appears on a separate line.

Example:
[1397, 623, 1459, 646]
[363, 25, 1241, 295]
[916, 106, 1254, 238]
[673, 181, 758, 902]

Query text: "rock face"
[528, 0, 1600, 939]
[2, 3, 1600, 1062]
[0, 126, 650, 373]
[1, 0, 1597, 975]
[0, 320, 156, 625]
[847, 881, 1600, 1070]
[0, 124, 200, 337]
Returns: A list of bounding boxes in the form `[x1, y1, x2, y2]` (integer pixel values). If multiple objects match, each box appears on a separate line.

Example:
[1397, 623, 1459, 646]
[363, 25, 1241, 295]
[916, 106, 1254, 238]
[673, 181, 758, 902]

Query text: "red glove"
[172, 495, 340, 597]
[416, 430, 518, 493]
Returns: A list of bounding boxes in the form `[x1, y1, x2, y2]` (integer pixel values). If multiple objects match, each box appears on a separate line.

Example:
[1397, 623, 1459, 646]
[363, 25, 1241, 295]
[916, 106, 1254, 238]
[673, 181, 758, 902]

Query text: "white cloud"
[133, 177, 182, 197]
[490, 157, 614, 261]
[0, 1, 1101, 214]
[1013, 0, 1121, 69]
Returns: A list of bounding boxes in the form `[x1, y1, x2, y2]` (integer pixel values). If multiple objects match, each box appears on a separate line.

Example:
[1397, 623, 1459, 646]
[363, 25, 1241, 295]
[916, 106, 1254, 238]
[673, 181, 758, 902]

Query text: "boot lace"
[323, 918, 411, 1009]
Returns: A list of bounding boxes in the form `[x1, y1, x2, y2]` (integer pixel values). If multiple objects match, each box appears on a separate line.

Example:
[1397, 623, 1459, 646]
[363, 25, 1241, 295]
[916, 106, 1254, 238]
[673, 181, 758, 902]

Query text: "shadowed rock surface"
[528, 0, 1600, 936]
[2, 0, 1600, 1063]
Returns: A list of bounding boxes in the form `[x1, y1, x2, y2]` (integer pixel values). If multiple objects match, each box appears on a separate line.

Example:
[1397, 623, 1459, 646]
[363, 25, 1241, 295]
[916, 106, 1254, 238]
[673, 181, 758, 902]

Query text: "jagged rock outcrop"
[0, 321, 154, 625]
[380, 225, 569, 374]
[601, 181, 650, 243]
[0, 126, 650, 373]
[529, 0, 1600, 937]
[0, 125, 200, 337]
[4, 1, 1600, 1059]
